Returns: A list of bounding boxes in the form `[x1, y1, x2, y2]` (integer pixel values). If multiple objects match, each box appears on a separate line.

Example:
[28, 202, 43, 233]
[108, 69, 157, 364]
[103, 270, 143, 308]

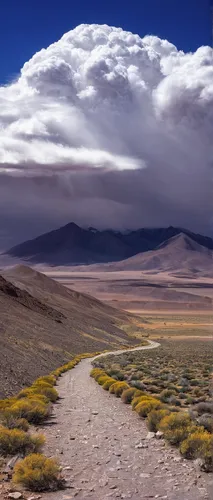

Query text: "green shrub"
[202, 436, 213, 472]
[34, 375, 56, 386]
[160, 389, 176, 403]
[180, 429, 211, 460]
[135, 398, 163, 418]
[0, 426, 45, 456]
[121, 388, 137, 404]
[102, 378, 116, 390]
[0, 397, 18, 411]
[159, 412, 196, 445]
[131, 394, 154, 410]
[90, 368, 105, 380]
[13, 453, 61, 491]
[96, 375, 110, 385]
[147, 409, 170, 432]
[0, 413, 29, 431]
[8, 399, 50, 424]
[17, 390, 49, 404]
[109, 381, 129, 397]
[31, 385, 58, 403]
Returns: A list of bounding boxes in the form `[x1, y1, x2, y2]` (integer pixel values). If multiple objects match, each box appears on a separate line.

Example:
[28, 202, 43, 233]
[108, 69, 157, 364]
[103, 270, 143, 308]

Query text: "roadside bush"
[160, 389, 176, 403]
[121, 388, 137, 404]
[31, 385, 58, 403]
[202, 436, 213, 472]
[131, 395, 154, 411]
[35, 375, 56, 386]
[0, 426, 45, 456]
[1, 413, 29, 431]
[17, 390, 49, 404]
[180, 429, 211, 460]
[90, 368, 105, 381]
[147, 409, 170, 432]
[0, 398, 18, 411]
[18, 385, 58, 403]
[96, 375, 110, 386]
[135, 398, 163, 418]
[8, 399, 50, 424]
[102, 378, 116, 390]
[109, 381, 129, 397]
[159, 412, 196, 445]
[13, 453, 61, 491]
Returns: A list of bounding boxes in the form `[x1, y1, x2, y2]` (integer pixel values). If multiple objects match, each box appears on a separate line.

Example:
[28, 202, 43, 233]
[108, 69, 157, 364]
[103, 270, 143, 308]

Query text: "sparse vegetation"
[0, 350, 101, 491]
[147, 408, 170, 432]
[13, 453, 62, 491]
[121, 387, 137, 404]
[109, 381, 129, 397]
[135, 397, 163, 417]
[0, 426, 45, 456]
[91, 339, 213, 471]
[6, 398, 50, 425]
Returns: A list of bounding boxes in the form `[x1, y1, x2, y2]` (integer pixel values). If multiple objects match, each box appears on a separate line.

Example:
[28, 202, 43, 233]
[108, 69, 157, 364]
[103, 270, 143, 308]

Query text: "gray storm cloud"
[0, 24, 213, 246]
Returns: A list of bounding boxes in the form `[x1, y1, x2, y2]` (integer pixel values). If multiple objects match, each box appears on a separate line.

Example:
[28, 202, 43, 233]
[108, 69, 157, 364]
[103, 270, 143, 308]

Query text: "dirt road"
[41, 342, 212, 500]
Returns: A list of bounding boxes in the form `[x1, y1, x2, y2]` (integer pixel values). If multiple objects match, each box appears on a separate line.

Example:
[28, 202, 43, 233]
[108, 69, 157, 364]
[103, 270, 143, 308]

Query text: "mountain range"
[4, 222, 213, 269]
[85, 233, 213, 276]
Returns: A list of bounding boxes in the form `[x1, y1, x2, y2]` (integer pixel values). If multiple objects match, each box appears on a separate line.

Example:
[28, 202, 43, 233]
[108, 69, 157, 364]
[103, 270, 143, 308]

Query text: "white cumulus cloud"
[0, 24, 213, 246]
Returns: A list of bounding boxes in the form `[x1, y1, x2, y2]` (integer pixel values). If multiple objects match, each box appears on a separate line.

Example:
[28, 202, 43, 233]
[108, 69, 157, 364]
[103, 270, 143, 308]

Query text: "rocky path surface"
[41, 342, 213, 500]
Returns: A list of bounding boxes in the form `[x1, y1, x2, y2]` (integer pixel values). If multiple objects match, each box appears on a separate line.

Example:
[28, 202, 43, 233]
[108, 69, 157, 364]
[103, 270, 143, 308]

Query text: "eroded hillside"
[0, 266, 138, 398]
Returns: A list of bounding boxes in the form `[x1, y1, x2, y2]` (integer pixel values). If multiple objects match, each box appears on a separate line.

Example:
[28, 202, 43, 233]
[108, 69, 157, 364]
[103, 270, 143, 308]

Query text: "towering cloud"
[0, 24, 212, 246]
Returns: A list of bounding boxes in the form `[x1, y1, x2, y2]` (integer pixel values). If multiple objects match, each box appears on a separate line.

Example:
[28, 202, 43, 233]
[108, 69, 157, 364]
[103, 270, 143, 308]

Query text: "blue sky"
[0, 0, 211, 84]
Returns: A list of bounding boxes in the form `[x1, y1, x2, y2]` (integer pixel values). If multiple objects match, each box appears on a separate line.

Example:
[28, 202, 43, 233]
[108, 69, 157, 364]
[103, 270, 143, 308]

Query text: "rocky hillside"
[0, 265, 138, 398]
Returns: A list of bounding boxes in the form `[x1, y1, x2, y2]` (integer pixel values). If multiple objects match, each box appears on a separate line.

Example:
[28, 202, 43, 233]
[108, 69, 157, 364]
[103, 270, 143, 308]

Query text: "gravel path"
[41, 342, 213, 500]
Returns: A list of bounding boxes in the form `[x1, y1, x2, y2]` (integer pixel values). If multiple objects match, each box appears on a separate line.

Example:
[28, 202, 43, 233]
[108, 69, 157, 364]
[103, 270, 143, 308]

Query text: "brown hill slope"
[86, 234, 213, 276]
[0, 266, 137, 398]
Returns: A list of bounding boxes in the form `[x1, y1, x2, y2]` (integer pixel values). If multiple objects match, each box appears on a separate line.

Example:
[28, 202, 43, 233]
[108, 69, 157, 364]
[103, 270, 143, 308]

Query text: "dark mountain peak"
[61, 221, 82, 231]
[4, 223, 213, 266]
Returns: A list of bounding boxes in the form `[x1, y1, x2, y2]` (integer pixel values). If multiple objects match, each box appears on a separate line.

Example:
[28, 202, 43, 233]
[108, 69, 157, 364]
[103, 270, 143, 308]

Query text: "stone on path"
[8, 493, 23, 500]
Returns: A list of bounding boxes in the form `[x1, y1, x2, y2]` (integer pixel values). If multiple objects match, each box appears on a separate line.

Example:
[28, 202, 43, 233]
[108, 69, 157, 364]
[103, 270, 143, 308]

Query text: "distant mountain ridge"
[4, 222, 213, 266]
[90, 233, 213, 275]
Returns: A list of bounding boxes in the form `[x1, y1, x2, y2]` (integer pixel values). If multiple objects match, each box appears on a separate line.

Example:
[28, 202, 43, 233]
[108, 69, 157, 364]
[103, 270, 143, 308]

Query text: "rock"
[146, 432, 155, 439]
[140, 473, 151, 478]
[135, 442, 148, 449]
[156, 431, 163, 439]
[99, 476, 109, 487]
[69, 436, 76, 440]
[92, 411, 99, 415]
[195, 458, 203, 468]
[28, 497, 42, 500]
[8, 494, 23, 500]
[63, 466, 72, 470]
[4, 455, 20, 472]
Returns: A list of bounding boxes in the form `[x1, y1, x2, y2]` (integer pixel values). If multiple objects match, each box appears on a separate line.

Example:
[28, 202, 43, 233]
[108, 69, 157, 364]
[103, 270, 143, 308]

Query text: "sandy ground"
[41, 269, 213, 313]
[39, 343, 213, 500]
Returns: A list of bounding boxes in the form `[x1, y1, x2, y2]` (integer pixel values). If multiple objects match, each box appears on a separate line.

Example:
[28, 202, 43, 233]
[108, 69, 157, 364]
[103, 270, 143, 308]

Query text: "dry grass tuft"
[13, 453, 62, 491]
[0, 426, 45, 456]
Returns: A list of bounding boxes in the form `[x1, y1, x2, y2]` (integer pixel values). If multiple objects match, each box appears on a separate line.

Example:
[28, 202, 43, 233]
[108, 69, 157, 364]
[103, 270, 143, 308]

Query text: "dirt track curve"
[41, 342, 213, 500]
